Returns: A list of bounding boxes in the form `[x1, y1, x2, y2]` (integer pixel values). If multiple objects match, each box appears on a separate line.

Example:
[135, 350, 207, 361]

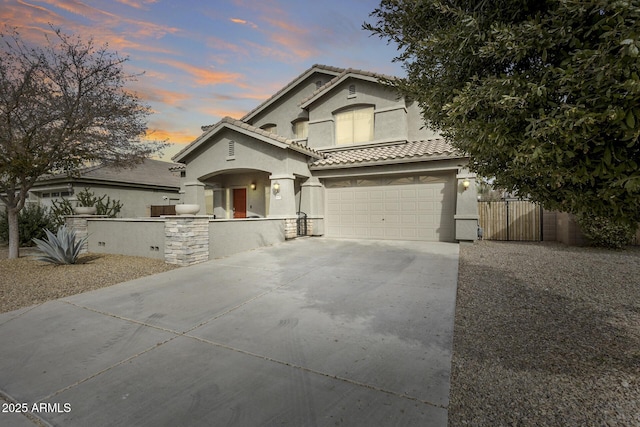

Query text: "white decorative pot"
[175, 204, 200, 215]
[74, 206, 97, 215]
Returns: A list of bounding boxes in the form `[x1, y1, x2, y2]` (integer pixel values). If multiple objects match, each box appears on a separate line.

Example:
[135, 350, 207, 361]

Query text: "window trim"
[291, 118, 309, 139]
[333, 104, 375, 145]
[260, 123, 277, 135]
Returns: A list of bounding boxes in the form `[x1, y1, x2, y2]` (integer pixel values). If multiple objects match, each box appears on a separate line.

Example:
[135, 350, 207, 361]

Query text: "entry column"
[268, 174, 297, 239]
[455, 168, 479, 241]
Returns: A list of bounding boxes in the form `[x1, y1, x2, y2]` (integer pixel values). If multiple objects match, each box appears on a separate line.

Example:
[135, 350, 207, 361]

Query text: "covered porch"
[172, 117, 326, 234]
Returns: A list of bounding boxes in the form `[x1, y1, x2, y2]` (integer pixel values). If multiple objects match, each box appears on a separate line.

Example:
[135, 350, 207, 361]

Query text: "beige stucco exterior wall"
[555, 212, 588, 245]
[87, 218, 165, 259]
[181, 129, 311, 183]
[247, 73, 335, 138]
[455, 169, 480, 241]
[38, 184, 178, 218]
[306, 79, 409, 150]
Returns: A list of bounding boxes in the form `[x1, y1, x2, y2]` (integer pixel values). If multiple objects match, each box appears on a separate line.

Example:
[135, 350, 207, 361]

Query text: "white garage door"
[325, 175, 456, 242]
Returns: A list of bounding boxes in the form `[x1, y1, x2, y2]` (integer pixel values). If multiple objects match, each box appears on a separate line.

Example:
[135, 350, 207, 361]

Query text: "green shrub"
[32, 225, 87, 264]
[575, 213, 638, 249]
[0, 204, 57, 246]
[50, 198, 74, 229]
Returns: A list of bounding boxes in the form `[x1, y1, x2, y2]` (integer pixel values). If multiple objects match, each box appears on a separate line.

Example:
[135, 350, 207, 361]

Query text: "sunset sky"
[1, 0, 405, 160]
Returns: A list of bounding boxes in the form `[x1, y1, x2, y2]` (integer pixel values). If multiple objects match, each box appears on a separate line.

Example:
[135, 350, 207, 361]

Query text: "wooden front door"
[233, 188, 247, 218]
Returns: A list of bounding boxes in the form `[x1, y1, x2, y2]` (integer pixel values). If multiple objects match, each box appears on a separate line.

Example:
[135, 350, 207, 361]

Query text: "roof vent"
[227, 140, 235, 159]
[315, 80, 323, 89]
[348, 84, 356, 97]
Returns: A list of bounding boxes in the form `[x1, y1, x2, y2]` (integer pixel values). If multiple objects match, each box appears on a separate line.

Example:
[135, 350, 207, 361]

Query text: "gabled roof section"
[36, 159, 181, 188]
[299, 68, 397, 109]
[173, 117, 324, 162]
[240, 64, 344, 123]
[310, 139, 462, 169]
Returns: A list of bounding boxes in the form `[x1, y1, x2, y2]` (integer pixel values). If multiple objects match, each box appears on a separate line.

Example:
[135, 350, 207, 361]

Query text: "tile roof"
[234, 64, 344, 124]
[37, 159, 181, 188]
[311, 139, 460, 168]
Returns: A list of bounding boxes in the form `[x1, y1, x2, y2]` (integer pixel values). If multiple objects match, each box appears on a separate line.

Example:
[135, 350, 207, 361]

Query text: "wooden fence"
[478, 200, 542, 241]
[150, 205, 176, 217]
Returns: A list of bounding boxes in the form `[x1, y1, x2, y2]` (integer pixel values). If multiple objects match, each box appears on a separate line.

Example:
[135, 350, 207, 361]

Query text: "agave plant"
[32, 226, 88, 265]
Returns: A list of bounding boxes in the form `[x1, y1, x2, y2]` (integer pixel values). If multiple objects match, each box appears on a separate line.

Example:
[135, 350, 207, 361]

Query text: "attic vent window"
[227, 140, 235, 160]
[315, 80, 323, 89]
[348, 84, 356, 98]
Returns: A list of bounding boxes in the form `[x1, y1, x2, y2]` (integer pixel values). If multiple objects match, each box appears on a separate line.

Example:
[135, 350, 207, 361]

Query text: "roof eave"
[173, 120, 324, 163]
[310, 153, 466, 170]
[242, 65, 344, 122]
[300, 72, 393, 109]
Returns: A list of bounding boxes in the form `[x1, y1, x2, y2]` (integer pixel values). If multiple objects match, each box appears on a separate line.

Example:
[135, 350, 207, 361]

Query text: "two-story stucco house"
[172, 64, 478, 242]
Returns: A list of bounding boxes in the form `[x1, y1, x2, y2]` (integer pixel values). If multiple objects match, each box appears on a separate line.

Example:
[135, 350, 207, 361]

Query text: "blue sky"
[1, 0, 404, 160]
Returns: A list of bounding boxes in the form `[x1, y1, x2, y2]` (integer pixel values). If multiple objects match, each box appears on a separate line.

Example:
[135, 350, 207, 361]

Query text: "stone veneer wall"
[164, 216, 209, 266]
[66, 216, 305, 266]
[284, 218, 297, 239]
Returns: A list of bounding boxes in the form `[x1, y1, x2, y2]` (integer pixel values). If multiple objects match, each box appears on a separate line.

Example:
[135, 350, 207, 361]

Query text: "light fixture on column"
[250, 183, 256, 190]
[462, 179, 470, 190]
[273, 182, 280, 195]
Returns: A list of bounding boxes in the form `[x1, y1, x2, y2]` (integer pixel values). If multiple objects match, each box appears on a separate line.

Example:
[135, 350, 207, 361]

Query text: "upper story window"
[292, 119, 308, 139]
[260, 123, 277, 134]
[335, 106, 374, 145]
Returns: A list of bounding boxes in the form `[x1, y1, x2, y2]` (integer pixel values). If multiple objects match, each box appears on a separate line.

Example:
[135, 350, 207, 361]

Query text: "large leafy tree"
[0, 27, 165, 258]
[365, 0, 640, 244]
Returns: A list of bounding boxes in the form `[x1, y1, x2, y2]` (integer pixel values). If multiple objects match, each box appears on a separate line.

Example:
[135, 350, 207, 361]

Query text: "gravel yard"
[449, 240, 640, 427]
[0, 247, 179, 314]
[2, 241, 639, 426]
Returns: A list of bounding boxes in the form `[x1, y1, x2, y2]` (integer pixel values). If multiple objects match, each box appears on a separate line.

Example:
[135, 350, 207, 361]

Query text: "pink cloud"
[133, 84, 191, 106]
[230, 17, 258, 29]
[115, 0, 158, 10]
[206, 36, 248, 56]
[7, 0, 180, 46]
[145, 128, 198, 145]
[152, 58, 243, 86]
[261, 16, 317, 60]
[199, 107, 247, 121]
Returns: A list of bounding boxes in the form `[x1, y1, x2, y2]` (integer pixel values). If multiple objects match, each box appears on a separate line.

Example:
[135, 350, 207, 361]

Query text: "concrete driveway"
[0, 238, 459, 427]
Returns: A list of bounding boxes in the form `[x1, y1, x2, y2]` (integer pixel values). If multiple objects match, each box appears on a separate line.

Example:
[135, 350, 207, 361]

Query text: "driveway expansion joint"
[184, 333, 448, 411]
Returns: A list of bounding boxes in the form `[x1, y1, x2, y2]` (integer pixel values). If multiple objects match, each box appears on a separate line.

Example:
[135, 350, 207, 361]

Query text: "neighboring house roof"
[35, 159, 181, 190]
[299, 67, 396, 109]
[173, 116, 324, 162]
[311, 139, 461, 169]
[239, 64, 345, 123]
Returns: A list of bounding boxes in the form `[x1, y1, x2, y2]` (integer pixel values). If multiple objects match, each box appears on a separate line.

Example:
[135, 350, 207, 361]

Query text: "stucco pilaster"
[455, 169, 479, 241]
[299, 177, 324, 217]
[268, 174, 296, 219]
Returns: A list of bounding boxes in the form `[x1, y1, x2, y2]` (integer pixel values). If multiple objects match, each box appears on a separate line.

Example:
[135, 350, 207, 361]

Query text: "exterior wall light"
[273, 182, 280, 195]
[250, 183, 256, 190]
[462, 179, 471, 190]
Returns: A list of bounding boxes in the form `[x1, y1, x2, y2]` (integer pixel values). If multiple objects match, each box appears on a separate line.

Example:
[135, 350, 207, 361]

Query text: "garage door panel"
[326, 177, 455, 242]
[383, 214, 400, 225]
[402, 214, 417, 225]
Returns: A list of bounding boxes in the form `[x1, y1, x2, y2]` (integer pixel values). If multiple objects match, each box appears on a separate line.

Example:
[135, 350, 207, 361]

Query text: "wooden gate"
[150, 205, 176, 217]
[478, 200, 542, 241]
